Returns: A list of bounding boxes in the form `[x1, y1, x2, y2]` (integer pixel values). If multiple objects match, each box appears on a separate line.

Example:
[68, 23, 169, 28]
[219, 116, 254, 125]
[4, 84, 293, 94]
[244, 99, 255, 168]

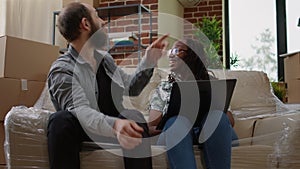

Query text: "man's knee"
[48, 111, 74, 126]
[47, 111, 79, 136]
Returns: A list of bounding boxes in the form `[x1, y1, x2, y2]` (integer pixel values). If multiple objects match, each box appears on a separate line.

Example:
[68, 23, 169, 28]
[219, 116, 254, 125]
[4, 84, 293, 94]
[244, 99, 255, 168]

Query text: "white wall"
[2, 0, 62, 44]
[0, 0, 7, 36]
[158, 0, 184, 39]
[158, 0, 184, 68]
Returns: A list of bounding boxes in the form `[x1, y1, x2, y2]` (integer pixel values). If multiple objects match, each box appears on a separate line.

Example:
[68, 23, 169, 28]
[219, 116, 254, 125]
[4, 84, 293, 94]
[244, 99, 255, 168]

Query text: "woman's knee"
[163, 116, 193, 136]
[219, 113, 232, 128]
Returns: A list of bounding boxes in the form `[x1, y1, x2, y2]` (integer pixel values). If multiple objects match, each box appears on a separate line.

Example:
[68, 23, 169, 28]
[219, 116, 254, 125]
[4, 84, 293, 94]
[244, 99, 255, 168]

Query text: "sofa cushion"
[211, 70, 287, 119]
[233, 118, 257, 145]
[252, 112, 300, 168]
[231, 145, 273, 169]
[252, 112, 300, 146]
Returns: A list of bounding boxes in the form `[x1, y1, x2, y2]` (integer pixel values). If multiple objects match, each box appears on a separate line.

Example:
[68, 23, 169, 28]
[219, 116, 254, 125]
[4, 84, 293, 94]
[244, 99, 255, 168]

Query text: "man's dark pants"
[47, 110, 152, 169]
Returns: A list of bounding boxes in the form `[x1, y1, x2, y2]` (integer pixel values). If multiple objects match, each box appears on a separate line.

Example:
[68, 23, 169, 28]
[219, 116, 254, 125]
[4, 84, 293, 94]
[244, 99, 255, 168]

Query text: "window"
[229, 0, 278, 81]
[286, 0, 300, 53]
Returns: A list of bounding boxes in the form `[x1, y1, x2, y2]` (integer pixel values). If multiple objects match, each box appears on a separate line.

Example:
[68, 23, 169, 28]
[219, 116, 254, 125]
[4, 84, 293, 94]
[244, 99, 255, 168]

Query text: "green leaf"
[194, 15, 223, 69]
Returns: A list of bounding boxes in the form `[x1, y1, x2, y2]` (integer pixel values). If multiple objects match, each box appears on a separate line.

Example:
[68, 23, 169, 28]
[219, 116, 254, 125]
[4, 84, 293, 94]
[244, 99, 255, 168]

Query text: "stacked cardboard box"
[0, 123, 4, 166]
[0, 35, 59, 164]
[282, 51, 300, 103]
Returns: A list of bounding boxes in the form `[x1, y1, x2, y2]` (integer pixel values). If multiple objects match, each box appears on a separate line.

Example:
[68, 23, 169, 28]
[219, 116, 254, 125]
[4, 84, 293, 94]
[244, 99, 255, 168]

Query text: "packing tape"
[21, 79, 28, 91]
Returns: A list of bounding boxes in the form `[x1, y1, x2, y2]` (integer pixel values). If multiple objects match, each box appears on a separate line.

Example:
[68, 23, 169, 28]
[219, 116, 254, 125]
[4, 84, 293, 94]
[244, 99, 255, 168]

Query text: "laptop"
[156, 79, 237, 130]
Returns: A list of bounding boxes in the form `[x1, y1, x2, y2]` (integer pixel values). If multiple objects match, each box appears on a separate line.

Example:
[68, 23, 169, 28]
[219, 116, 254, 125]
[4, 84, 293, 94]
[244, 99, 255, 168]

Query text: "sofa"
[3, 68, 300, 169]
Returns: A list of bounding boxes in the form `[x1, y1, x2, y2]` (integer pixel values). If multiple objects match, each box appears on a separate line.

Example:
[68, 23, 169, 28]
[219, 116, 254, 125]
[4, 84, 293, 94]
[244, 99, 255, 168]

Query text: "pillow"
[211, 70, 277, 118]
[122, 68, 168, 117]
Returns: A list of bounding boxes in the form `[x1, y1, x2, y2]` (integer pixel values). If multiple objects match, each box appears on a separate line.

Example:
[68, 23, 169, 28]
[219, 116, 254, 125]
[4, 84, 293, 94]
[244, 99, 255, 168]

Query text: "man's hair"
[57, 2, 94, 42]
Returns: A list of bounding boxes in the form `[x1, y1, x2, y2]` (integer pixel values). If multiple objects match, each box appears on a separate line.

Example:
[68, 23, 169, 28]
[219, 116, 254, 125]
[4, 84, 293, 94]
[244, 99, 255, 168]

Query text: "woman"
[148, 38, 238, 169]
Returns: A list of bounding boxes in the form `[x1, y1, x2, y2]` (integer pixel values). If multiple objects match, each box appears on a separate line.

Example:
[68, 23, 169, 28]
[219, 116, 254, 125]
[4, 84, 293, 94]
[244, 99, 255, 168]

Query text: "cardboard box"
[0, 122, 5, 165]
[63, 0, 98, 7]
[0, 78, 45, 121]
[283, 51, 300, 80]
[286, 79, 300, 103]
[281, 51, 300, 103]
[0, 35, 59, 81]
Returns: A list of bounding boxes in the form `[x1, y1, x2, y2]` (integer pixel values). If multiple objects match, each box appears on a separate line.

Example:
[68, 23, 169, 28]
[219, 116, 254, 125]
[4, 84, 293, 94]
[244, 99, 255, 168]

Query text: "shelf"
[98, 4, 152, 63]
[96, 4, 151, 18]
[52, 4, 152, 63]
[109, 44, 147, 54]
[108, 32, 138, 40]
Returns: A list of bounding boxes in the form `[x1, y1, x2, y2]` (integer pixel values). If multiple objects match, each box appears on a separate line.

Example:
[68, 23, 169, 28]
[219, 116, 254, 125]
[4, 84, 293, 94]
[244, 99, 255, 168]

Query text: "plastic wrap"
[4, 106, 52, 168]
[231, 112, 300, 169]
[4, 69, 300, 169]
[211, 69, 297, 120]
[4, 106, 170, 169]
[4, 106, 300, 169]
[267, 115, 300, 168]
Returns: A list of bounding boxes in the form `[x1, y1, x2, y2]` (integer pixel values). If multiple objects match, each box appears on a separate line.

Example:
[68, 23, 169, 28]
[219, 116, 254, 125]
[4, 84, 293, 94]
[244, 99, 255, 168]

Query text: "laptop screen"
[156, 79, 237, 130]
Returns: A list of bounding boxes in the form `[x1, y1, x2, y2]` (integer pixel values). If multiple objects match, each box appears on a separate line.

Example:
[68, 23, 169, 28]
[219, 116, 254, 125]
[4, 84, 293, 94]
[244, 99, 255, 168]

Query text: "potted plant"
[194, 15, 239, 69]
[271, 81, 287, 103]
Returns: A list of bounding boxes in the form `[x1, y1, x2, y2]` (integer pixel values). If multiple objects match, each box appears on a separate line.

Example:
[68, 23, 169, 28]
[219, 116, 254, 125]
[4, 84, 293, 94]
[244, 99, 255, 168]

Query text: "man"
[47, 2, 168, 169]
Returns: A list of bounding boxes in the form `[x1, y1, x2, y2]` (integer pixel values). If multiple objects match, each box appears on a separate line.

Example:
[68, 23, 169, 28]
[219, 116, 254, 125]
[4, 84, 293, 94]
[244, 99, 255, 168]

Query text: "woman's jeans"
[157, 110, 238, 169]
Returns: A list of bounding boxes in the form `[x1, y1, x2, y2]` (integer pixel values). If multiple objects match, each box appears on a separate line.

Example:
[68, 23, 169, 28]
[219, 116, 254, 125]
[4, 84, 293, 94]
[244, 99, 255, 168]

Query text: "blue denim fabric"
[157, 112, 237, 169]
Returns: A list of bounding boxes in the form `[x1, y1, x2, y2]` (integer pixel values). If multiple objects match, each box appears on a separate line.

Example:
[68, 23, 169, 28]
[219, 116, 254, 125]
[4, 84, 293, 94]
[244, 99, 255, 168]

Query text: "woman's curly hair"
[182, 38, 210, 80]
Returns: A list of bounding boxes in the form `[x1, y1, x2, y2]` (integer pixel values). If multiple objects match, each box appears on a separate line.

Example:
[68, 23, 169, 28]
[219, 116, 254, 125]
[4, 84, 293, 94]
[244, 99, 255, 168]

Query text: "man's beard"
[88, 21, 108, 50]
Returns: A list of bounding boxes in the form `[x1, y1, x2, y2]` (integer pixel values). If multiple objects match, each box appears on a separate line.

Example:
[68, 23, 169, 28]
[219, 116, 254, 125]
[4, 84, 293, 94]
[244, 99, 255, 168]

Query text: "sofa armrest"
[211, 69, 292, 119]
[4, 106, 52, 168]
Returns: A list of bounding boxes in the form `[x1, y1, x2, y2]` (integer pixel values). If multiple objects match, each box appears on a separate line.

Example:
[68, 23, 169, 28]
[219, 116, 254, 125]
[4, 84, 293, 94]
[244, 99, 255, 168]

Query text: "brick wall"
[97, 0, 158, 67]
[97, 0, 222, 66]
[183, 0, 222, 38]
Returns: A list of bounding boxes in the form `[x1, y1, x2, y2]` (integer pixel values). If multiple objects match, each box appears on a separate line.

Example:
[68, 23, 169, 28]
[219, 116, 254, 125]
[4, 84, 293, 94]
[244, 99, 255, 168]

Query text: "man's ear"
[81, 18, 90, 31]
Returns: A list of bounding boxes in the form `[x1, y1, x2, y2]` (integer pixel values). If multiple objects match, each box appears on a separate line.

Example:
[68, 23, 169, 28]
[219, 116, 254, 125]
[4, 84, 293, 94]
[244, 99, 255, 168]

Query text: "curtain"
[2, 0, 62, 45]
[0, 0, 7, 36]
